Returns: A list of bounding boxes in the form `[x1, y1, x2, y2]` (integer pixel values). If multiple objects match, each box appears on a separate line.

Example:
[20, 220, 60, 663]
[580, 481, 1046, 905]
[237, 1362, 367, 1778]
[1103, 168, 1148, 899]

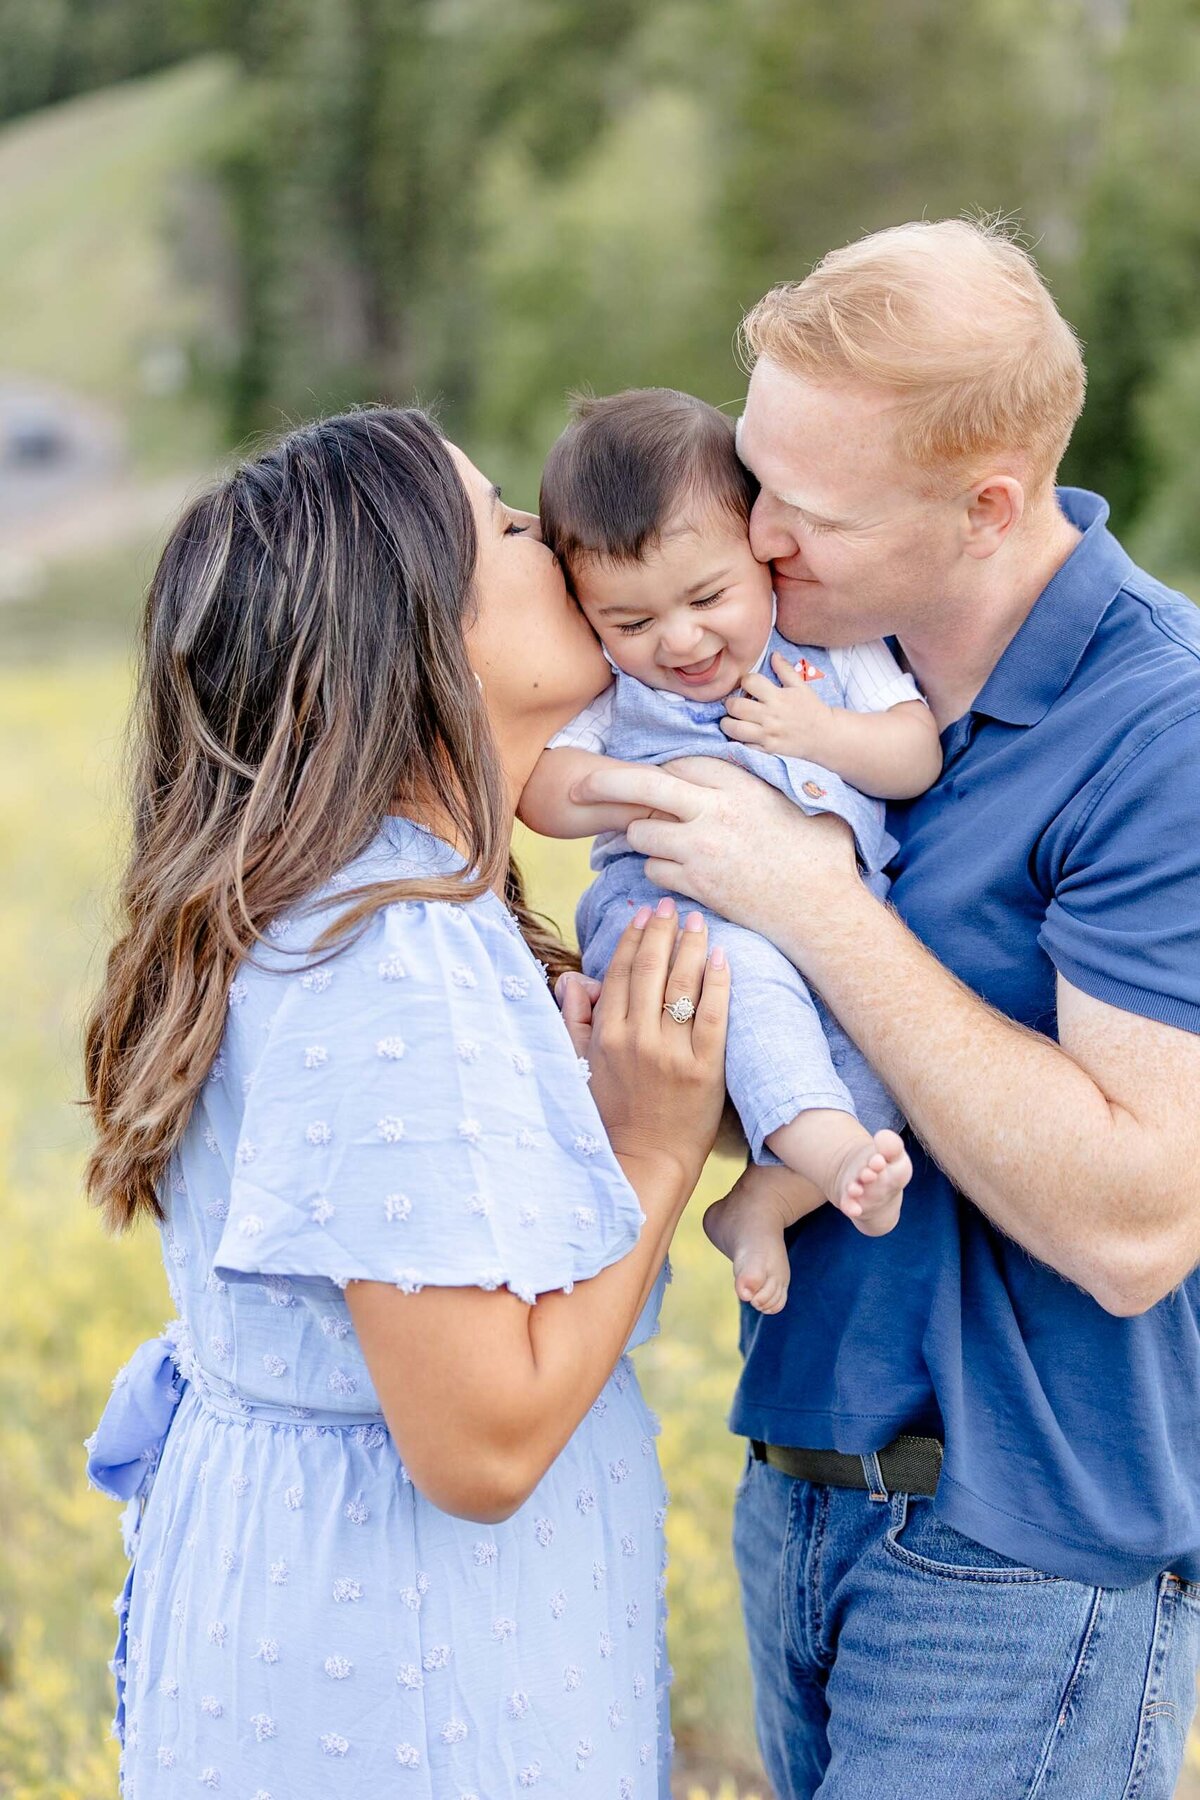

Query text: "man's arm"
[763, 880, 1200, 1315]
[566, 755, 1200, 1315]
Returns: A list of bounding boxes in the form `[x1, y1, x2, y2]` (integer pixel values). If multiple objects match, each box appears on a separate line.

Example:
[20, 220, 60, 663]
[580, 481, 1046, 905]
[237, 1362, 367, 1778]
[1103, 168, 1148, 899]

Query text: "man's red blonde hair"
[739, 217, 1086, 495]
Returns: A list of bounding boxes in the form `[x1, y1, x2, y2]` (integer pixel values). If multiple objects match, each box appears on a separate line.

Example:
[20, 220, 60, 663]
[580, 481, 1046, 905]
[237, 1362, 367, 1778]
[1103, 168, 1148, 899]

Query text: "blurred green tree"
[206, 0, 647, 439]
[707, 0, 1097, 297]
[174, 0, 1200, 569]
[0, 0, 213, 122]
[1062, 0, 1200, 543]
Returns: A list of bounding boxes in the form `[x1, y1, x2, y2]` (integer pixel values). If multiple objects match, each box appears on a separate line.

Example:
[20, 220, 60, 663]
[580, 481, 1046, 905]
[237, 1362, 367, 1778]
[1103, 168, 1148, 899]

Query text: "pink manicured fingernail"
[711, 946, 726, 969]
[684, 911, 704, 933]
[655, 897, 676, 918]
[632, 905, 652, 928]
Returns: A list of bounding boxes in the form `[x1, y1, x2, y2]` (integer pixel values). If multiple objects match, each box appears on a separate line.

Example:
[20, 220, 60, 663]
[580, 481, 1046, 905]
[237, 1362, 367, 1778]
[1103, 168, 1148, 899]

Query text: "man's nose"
[749, 492, 798, 565]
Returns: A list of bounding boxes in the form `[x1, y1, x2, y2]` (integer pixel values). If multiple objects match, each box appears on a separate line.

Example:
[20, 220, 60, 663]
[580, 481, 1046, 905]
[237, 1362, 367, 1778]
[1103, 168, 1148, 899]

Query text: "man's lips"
[671, 650, 724, 685]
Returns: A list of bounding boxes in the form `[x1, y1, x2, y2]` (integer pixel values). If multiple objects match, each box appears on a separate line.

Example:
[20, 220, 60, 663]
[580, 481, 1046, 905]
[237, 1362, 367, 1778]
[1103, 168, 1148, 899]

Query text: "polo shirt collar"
[969, 488, 1135, 728]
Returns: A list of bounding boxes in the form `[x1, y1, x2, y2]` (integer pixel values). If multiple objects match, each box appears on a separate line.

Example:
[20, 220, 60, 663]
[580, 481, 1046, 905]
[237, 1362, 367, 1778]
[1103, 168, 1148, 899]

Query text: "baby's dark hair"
[539, 387, 757, 585]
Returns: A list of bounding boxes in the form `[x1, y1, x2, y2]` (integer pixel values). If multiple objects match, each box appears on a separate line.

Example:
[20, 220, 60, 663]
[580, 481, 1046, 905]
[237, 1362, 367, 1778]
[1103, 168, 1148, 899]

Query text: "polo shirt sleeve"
[1039, 707, 1200, 1034]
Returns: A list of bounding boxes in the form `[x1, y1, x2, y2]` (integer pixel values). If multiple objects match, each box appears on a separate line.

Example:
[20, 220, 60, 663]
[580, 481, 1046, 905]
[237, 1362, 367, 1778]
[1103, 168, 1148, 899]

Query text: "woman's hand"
[555, 969, 603, 1056]
[565, 899, 730, 1189]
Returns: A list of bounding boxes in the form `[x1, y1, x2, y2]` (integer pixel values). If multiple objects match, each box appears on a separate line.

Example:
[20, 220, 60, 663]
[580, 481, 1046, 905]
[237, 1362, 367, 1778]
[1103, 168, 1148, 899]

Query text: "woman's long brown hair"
[84, 407, 579, 1233]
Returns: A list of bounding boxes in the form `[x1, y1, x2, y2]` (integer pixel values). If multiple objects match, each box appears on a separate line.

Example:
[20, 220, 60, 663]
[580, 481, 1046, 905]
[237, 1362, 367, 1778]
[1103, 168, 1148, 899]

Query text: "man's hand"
[568, 756, 860, 947]
[721, 654, 833, 759]
[572, 750, 1200, 1315]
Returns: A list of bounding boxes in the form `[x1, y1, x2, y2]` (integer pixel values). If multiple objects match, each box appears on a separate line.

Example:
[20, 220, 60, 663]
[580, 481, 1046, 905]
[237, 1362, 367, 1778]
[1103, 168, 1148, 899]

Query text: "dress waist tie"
[84, 1321, 186, 1748]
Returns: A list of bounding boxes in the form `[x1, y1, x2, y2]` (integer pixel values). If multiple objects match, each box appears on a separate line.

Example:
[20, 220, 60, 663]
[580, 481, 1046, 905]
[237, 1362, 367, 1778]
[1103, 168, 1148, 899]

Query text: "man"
[575, 218, 1200, 1797]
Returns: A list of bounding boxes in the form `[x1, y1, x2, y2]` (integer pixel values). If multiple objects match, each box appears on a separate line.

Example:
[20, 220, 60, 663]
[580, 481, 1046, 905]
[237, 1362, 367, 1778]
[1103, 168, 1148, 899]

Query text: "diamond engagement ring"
[663, 995, 696, 1024]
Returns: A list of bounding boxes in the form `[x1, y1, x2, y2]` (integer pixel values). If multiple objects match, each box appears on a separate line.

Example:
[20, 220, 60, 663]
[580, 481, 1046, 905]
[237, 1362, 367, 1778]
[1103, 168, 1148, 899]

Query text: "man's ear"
[962, 476, 1024, 560]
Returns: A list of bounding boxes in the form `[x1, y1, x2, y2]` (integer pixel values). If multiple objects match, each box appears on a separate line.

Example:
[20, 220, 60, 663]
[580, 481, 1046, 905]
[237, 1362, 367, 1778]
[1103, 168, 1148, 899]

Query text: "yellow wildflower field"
[3, 657, 1194, 1798]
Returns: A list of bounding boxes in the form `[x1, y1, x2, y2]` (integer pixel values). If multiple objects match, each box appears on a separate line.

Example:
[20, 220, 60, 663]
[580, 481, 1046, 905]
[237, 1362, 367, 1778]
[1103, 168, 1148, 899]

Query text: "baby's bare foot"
[704, 1164, 823, 1313]
[831, 1128, 910, 1237]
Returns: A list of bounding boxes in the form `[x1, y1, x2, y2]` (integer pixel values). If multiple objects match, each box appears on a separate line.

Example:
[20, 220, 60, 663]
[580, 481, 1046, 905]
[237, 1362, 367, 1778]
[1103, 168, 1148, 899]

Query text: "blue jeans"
[733, 1451, 1200, 1799]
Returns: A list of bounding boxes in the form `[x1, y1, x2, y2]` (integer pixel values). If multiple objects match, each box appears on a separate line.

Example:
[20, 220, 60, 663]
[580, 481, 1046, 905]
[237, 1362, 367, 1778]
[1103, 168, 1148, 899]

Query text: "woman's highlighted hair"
[84, 407, 573, 1231]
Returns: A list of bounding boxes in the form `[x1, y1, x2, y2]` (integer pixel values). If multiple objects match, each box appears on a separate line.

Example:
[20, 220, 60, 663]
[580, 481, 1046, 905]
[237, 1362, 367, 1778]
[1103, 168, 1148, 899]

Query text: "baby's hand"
[720, 653, 832, 759]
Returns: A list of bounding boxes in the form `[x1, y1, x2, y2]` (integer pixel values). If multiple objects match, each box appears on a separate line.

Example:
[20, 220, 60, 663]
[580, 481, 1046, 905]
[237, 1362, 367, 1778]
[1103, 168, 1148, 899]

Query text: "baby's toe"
[734, 1261, 766, 1304]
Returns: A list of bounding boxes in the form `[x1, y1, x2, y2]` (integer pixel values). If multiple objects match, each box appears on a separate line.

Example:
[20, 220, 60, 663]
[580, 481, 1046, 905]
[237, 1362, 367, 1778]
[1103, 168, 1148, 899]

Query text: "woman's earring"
[474, 672, 484, 694]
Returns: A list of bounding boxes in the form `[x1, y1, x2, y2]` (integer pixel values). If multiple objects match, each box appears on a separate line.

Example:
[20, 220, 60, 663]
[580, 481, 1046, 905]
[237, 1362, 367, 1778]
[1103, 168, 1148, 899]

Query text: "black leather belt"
[751, 1433, 944, 1497]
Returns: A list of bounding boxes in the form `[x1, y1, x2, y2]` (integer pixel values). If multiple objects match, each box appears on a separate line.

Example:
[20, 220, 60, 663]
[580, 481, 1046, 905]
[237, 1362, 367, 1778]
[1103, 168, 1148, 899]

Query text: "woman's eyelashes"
[504, 519, 530, 536]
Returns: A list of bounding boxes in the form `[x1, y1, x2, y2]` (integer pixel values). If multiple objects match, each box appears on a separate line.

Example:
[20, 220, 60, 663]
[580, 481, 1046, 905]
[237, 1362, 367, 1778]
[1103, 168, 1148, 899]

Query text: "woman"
[83, 408, 729, 1797]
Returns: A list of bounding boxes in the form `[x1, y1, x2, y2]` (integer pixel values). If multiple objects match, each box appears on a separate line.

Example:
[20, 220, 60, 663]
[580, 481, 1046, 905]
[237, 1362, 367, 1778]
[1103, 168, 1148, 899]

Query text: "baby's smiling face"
[571, 503, 776, 703]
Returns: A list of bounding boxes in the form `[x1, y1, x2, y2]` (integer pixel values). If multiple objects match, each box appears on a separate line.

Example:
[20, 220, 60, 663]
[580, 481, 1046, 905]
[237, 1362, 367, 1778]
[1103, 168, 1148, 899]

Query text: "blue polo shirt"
[730, 488, 1200, 1587]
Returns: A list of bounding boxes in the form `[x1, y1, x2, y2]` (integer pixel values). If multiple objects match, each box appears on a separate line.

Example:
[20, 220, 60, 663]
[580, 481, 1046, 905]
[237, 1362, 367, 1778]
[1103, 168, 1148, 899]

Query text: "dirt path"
[0, 468, 204, 567]
[0, 376, 206, 598]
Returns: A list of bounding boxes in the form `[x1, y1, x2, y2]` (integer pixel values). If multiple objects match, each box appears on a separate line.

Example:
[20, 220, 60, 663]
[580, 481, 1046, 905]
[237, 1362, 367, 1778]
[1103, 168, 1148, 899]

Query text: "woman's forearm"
[347, 1149, 700, 1522]
[350, 897, 730, 1520]
[521, 1148, 693, 1429]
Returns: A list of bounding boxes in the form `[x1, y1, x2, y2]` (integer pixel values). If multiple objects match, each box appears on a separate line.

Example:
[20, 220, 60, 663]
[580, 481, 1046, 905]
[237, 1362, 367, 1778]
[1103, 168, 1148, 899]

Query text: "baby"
[520, 388, 943, 1312]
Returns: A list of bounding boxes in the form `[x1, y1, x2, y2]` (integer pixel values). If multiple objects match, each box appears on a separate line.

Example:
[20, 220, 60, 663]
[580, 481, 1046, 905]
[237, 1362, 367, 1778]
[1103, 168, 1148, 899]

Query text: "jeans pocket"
[1120, 1574, 1200, 1800]
[883, 1497, 1062, 1585]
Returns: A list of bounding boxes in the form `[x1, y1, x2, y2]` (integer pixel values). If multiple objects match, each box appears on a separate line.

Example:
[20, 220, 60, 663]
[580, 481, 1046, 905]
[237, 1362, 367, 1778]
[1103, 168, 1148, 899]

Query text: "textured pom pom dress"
[86, 816, 672, 1799]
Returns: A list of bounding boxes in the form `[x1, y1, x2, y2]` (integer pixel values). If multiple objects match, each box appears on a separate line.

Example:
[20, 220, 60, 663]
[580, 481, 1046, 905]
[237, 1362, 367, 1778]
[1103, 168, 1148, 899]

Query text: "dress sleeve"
[213, 896, 646, 1302]
[546, 684, 616, 753]
[1039, 711, 1200, 1034]
[833, 641, 925, 713]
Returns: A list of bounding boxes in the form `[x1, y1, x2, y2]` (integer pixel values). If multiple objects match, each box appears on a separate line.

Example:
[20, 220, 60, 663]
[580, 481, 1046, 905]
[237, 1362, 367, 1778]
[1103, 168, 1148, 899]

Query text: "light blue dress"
[86, 816, 672, 1799]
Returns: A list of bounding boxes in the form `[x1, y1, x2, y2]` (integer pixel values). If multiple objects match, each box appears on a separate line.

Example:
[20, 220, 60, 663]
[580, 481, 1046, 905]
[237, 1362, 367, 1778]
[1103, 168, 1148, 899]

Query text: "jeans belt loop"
[861, 1449, 888, 1503]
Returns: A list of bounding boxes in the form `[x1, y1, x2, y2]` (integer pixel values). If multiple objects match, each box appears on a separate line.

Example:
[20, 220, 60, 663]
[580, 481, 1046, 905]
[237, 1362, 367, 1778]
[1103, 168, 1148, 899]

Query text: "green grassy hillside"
[0, 54, 239, 472]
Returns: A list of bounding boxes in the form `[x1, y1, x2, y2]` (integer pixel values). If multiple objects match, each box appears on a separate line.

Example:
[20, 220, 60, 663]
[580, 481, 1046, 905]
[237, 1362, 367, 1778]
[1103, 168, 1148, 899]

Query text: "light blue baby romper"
[86, 815, 673, 1799]
[568, 627, 905, 1162]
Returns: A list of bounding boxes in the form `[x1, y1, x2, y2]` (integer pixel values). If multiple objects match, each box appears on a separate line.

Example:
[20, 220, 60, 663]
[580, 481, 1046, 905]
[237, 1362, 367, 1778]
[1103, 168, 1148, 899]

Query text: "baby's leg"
[766, 1111, 909, 1239]
[703, 1164, 824, 1314]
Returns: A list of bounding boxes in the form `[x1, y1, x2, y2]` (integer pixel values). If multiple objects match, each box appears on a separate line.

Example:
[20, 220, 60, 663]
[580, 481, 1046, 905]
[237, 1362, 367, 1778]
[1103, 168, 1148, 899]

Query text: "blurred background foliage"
[2, 0, 1200, 572]
[1, 1, 1198, 1795]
